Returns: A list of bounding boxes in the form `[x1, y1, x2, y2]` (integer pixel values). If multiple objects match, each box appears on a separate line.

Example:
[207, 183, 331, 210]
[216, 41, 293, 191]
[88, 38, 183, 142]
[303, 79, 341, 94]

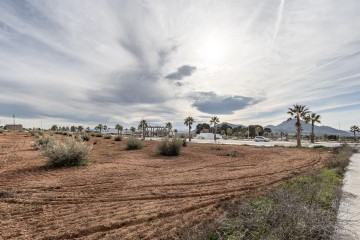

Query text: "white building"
[197, 133, 223, 140]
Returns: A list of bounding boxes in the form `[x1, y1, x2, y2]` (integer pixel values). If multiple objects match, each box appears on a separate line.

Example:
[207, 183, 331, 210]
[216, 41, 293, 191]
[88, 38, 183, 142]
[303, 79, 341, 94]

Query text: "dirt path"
[0, 133, 330, 239]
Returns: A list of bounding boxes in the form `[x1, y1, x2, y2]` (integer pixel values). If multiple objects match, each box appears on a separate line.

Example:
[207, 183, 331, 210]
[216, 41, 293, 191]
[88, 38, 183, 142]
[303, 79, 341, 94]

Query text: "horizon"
[0, 0, 359, 131]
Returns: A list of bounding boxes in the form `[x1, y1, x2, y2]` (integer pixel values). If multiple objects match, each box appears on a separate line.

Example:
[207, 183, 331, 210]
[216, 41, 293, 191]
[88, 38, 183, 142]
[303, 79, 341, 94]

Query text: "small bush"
[125, 136, 142, 150]
[62, 132, 68, 135]
[95, 133, 103, 137]
[81, 134, 91, 141]
[114, 135, 122, 141]
[67, 132, 73, 137]
[90, 133, 95, 137]
[312, 145, 326, 149]
[103, 135, 112, 139]
[0, 129, 3, 134]
[157, 137, 182, 156]
[33, 136, 56, 150]
[42, 137, 92, 168]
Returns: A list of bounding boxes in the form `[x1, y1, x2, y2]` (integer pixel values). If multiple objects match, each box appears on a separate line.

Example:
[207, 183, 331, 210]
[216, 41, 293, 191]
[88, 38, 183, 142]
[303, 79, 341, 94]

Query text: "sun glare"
[197, 35, 229, 65]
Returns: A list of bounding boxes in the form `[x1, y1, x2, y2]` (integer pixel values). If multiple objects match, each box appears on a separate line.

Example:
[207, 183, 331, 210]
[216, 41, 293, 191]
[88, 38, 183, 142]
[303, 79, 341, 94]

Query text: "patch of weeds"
[211, 147, 222, 151]
[225, 151, 238, 157]
[201, 145, 354, 240]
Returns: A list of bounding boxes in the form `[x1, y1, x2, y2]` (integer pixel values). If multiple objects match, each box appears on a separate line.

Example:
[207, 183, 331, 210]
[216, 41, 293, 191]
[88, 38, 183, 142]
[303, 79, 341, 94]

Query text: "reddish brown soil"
[0, 132, 330, 239]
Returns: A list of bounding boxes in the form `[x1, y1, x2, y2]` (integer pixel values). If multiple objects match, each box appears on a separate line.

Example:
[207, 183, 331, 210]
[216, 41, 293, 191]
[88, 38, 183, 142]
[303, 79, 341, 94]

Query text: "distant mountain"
[218, 122, 245, 128]
[265, 119, 351, 136]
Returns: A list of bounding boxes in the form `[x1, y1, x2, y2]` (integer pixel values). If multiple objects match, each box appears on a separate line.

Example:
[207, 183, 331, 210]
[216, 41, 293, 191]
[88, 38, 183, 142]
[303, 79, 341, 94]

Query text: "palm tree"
[350, 125, 359, 142]
[305, 113, 321, 143]
[78, 126, 84, 133]
[210, 116, 220, 142]
[130, 127, 136, 136]
[184, 116, 195, 142]
[97, 124, 103, 133]
[115, 124, 123, 136]
[165, 122, 172, 136]
[287, 104, 310, 147]
[138, 120, 148, 140]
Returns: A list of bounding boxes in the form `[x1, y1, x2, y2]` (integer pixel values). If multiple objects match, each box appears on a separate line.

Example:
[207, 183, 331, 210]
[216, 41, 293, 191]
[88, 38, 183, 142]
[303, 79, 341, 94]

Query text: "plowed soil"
[0, 132, 330, 239]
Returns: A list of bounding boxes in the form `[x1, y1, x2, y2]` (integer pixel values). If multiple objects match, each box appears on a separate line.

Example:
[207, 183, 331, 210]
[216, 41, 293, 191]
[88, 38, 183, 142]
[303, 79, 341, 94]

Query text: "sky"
[0, 0, 359, 131]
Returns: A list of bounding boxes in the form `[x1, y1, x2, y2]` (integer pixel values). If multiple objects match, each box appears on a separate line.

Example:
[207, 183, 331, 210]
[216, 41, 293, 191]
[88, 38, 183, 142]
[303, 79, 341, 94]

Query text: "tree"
[226, 128, 233, 136]
[255, 126, 263, 136]
[196, 123, 210, 134]
[138, 120, 148, 140]
[263, 128, 272, 137]
[350, 125, 359, 142]
[86, 127, 90, 132]
[115, 124, 123, 136]
[184, 116, 195, 142]
[97, 124, 103, 133]
[305, 113, 321, 143]
[78, 126, 84, 133]
[50, 125, 58, 131]
[70, 126, 76, 132]
[130, 127, 136, 136]
[165, 122, 172, 135]
[103, 125, 108, 132]
[210, 116, 220, 142]
[287, 104, 310, 147]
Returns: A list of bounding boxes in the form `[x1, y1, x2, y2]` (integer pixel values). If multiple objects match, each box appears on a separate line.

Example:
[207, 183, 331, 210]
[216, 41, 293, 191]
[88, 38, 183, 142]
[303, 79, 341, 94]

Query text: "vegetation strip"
[202, 144, 356, 240]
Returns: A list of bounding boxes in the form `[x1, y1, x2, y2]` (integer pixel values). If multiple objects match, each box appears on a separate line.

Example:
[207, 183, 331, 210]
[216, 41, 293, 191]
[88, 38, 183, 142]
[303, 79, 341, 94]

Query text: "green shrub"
[33, 136, 56, 150]
[114, 135, 122, 141]
[41, 137, 92, 168]
[67, 132, 73, 137]
[95, 133, 103, 137]
[81, 134, 91, 141]
[103, 135, 112, 139]
[0, 129, 3, 134]
[62, 132, 68, 135]
[125, 136, 142, 150]
[157, 137, 182, 156]
[90, 133, 95, 137]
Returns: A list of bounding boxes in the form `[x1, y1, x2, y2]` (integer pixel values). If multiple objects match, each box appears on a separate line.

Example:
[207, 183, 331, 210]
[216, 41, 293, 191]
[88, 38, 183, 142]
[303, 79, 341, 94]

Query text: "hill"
[265, 119, 351, 136]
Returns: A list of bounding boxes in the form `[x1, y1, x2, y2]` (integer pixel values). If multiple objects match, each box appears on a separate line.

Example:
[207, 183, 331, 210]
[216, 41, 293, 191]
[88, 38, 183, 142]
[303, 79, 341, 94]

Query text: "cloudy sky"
[0, 0, 359, 131]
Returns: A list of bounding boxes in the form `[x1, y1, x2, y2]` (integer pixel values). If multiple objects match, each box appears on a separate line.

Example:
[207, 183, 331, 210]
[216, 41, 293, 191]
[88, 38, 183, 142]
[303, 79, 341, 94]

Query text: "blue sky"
[0, 0, 359, 131]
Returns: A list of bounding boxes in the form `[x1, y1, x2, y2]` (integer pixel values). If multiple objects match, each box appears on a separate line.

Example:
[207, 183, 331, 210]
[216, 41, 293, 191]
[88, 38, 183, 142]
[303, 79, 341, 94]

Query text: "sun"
[197, 35, 229, 65]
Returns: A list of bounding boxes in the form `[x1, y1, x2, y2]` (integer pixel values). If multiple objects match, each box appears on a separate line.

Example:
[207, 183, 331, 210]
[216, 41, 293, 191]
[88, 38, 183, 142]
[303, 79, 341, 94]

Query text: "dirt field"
[0, 132, 330, 239]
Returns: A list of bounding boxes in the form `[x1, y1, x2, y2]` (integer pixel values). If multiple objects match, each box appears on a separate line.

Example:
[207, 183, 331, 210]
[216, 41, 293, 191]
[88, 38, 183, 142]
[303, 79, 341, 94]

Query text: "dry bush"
[157, 137, 183, 156]
[41, 137, 92, 168]
[95, 133, 103, 137]
[325, 144, 356, 175]
[114, 135, 122, 141]
[81, 134, 91, 141]
[32, 136, 56, 150]
[103, 135, 112, 139]
[125, 136, 142, 150]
